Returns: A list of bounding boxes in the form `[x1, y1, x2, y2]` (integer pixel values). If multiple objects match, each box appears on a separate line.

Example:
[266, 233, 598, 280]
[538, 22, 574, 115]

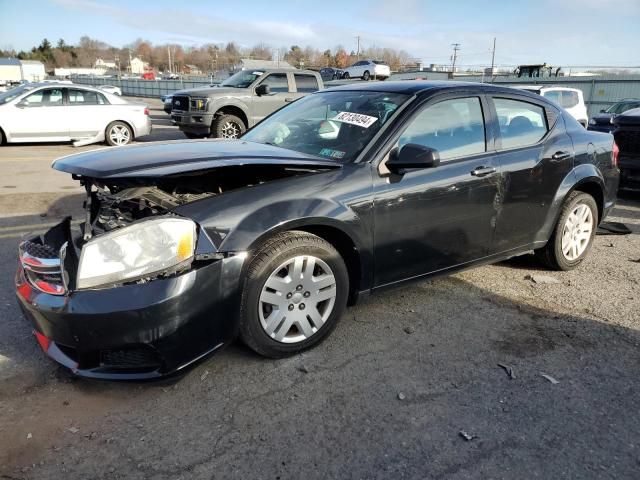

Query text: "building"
[94, 58, 117, 71]
[0, 58, 45, 82]
[183, 64, 202, 75]
[129, 57, 148, 75]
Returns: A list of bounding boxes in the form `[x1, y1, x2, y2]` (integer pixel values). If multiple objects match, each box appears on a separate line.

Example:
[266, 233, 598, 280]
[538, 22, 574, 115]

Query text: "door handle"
[551, 151, 571, 161]
[285, 97, 295, 102]
[470, 166, 496, 177]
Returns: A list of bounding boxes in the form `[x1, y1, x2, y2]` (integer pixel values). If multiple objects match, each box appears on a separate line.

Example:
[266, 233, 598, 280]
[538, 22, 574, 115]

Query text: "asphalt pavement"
[1, 100, 639, 479]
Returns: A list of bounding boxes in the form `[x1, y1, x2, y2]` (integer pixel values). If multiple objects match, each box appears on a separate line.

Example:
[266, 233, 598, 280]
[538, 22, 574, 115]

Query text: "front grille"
[172, 95, 190, 112]
[19, 239, 66, 295]
[100, 346, 162, 371]
[615, 128, 640, 155]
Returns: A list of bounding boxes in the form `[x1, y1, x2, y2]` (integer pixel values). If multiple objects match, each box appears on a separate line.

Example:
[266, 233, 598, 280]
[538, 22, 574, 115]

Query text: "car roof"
[515, 85, 580, 92]
[322, 80, 546, 100]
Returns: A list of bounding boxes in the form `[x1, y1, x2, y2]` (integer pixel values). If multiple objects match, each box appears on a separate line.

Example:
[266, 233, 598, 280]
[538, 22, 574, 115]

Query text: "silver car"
[0, 83, 151, 147]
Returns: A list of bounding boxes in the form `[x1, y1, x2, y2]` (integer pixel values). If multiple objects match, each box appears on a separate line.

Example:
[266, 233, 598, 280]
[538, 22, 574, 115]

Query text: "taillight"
[144, 107, 149, 116]
[612, 141, 619, 167]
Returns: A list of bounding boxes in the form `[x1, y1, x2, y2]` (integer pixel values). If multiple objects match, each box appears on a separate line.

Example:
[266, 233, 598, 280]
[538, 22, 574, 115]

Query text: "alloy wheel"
[109, 125, 131, 145]
[258, 255, 337, 343]
[561, 203, 594, 261]
[221, 121, 241, 138]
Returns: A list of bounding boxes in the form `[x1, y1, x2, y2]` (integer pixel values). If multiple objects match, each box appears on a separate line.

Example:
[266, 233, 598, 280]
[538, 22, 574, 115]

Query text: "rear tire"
[211, 114, 246, 139]
[0, 128, 5, 145]
[105, 121, 133, 146]
[343, 72, 350, 79]
[363, 70, 370, 81]
[239, 231, 349, 358]
[535, 191, 598, 270]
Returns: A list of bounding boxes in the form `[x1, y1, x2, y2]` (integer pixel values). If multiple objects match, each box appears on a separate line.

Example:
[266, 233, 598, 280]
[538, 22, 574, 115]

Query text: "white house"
[129, 57, 148, 75]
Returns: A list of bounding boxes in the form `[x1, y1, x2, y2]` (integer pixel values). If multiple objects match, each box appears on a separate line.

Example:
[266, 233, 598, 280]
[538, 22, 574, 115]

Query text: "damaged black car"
[16, 82, 619, 379]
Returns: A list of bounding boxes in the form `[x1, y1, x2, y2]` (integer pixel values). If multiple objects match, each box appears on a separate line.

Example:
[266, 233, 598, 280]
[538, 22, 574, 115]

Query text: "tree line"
[1, 37, 415, 73]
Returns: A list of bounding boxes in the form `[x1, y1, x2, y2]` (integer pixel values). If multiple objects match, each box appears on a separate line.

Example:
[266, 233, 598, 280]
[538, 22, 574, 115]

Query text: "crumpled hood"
[52, 139, 341, 179]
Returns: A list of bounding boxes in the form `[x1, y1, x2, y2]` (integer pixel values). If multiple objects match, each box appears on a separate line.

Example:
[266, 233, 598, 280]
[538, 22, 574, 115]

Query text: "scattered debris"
[540, 373, 560, 384]
[403, 326, 416, 334]
[459, 430, 477, 441]
[397, 392, 406, 401]
[597, 222, 632, 235]
[297, 365, 309, 374]
[525, 274, 560, 285]
[84, 432, 97, 440]
[605, 242, 614, 248]
[67, 427, 79, 434]
[27, 433, 32, 439]
[62, 400, 69, 406]
[631, 258, 640, 264]
[498, 363, 516, 379]
[200, 369, 209, 381]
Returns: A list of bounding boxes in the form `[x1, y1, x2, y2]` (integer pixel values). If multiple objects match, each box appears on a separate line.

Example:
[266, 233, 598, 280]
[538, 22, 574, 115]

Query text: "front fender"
[209, 97, 250, 119]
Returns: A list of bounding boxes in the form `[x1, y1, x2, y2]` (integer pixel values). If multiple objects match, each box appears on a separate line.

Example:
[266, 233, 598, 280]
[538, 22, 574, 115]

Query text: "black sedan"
[588, 98, 640, 133]
[16, 81, 619, 379]
[319, 67, 344, 81]
[613, 107, 640, 190]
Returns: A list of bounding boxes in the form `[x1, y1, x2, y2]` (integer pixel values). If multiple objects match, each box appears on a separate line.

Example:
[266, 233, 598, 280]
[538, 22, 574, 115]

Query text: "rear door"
[66, 88, 111, 139]
[9, 87, 68, 141]
[489, 95, 574, 252]
[291, 73, 320, 102]
[250, 73, 292, 125]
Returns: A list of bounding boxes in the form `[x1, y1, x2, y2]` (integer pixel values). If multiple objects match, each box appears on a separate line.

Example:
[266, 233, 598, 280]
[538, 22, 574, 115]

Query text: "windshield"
[607, 102, 640, 114]
[221, 70, 264, 88]
[243, 90, 409, 162]
[0, 85, 32, 104]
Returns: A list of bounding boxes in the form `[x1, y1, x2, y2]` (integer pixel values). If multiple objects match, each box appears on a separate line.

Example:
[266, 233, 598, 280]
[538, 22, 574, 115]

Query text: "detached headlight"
[77, 217, 196, 289]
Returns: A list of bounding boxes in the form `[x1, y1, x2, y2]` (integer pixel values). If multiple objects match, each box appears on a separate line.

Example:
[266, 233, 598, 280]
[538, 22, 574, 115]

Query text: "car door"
[8, 87, 69, 141]
[66, 88, 110, 139]
[488, 95, 574, 252]
[291, 73, 320, 102]
[373, 95, 500, 286]
[250, 73, 292, 125]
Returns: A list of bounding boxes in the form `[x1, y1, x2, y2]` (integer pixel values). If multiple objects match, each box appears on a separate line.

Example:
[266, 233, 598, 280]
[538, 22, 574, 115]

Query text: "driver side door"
[250, 73, 292, 126]
[373, 95, 500, 287]
[9, 88, 69, 142]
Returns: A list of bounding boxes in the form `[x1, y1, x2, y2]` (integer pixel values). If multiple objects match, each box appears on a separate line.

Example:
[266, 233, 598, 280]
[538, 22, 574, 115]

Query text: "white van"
[515, 86, 588, 127]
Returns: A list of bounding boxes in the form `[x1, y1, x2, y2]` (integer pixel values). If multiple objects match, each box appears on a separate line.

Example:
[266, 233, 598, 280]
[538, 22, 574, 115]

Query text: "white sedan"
[0, 83, 151, 147]
[342, 60, 391, 81]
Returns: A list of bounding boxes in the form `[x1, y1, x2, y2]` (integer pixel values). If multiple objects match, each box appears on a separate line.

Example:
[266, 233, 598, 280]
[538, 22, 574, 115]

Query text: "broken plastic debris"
[525, 274, 560, 285]
[397, 392, 406, 400]
[498, 363, 516, 379]
[200, 370, 209, 381]
[459, 430, 477, 441]
[67, 427, 79, 434]
[540, 373, 559, 384]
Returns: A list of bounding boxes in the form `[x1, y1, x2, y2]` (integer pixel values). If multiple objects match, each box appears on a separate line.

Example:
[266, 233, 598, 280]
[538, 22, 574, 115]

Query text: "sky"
[0, 0, 639, 68]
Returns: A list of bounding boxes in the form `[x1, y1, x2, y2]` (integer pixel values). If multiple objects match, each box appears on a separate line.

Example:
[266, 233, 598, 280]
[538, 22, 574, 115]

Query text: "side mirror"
[255, 84, 271, 96]
[16, 100, 29, 108]
[387, 144, 440, 173]
[600, 109, 606, 113]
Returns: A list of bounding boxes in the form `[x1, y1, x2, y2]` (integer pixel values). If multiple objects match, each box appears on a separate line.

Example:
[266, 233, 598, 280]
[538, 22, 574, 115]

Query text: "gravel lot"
[1, 99, 639, 479]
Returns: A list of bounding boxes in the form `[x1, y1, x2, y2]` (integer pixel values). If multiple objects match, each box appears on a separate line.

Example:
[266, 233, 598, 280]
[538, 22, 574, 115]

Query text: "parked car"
[319, 67, 344, 81]
[342, 60, 390, 80]
[612, 107, 640, 190]
[142, 72, 156, 80]
[588, 98, 640, 133]
[515, 86, 588, 127]
[171, 69, 324, 139]
[98, 85, 122, 96]
[0, 83, 151, 146]
[161, 94, 173, 114]
[15, 81, 618, 379]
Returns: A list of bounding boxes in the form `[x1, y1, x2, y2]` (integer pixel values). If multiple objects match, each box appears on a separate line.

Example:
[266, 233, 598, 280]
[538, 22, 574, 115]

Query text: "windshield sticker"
[319, 148, 346, 159]
[333, 111, 378, 128]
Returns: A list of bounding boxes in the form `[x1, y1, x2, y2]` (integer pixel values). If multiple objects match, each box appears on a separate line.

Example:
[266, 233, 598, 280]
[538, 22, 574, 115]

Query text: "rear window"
[493, 98, 548, 150]
[542, 90, 562, 105]
[560, 91, 579, 109]
[294, 74, 319, 93]
[373, 60, 388, 65]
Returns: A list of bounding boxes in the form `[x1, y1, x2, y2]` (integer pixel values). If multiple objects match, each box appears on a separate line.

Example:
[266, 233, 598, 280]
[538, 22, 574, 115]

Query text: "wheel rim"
[561, 203, 594, 261]
[221, 121, 241, 138]
[109, 124, 130, 145]
[363, 71, 370, 80]
[258, 255, 337, 344]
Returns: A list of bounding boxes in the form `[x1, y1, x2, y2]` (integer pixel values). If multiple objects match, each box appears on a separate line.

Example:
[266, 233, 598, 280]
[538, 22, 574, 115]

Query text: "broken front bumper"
[15, 219, 244, 380]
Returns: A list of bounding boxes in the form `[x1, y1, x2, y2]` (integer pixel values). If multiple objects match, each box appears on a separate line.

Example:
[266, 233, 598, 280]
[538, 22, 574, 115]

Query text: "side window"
[398, 97, 486, 161]
[561, 91, 579, 109]
[23, 89, 63, 107]
[294, 74, 319, 93]
[259, 74, 289, 93]
[493, 98, 548, 150]
[68, 89, 100, 105]
[543, 90, 561, 105]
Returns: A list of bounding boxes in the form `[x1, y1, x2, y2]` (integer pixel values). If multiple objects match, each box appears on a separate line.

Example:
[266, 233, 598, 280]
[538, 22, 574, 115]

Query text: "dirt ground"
[1, 101, 638, 479]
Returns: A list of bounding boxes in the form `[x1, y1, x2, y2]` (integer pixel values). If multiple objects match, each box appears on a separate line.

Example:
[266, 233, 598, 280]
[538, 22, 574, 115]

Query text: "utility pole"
[167, 45, 172, 74]
[451, 43, 461, 73]
[490, 37, 496, 80]
[355, 36, 361, 60]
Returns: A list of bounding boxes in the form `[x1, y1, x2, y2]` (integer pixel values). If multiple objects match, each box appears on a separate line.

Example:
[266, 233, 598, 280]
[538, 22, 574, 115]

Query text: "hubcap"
[109, 125, 130, 145]
[258, 255, 337, 344]
[561, 203, 594, 261]
[221, 121, 241, 138]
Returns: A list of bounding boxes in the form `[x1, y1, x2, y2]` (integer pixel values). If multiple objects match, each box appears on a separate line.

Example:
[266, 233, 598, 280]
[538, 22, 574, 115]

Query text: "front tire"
[363, 70, 370, 81]
[343, 72, 350, 79]
[105, 121, 133, 146]
[239, 231, 349, 358]
[211, 114, 246, 139]
[535, 191, 598, 270]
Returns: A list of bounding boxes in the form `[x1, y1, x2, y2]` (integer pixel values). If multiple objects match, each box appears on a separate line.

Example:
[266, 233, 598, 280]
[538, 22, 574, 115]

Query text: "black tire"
[331, 74, 337, 80]
[535, 191, 598, 271]
[0, 128, 4, 145]
[343, 72, 350, 79]
[239, 231, 349, 358]
[211, 114, 246, 139]
[105, 121, 133, 146]
[184, 132, 205, 139]
[363, 70, 370, 81]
